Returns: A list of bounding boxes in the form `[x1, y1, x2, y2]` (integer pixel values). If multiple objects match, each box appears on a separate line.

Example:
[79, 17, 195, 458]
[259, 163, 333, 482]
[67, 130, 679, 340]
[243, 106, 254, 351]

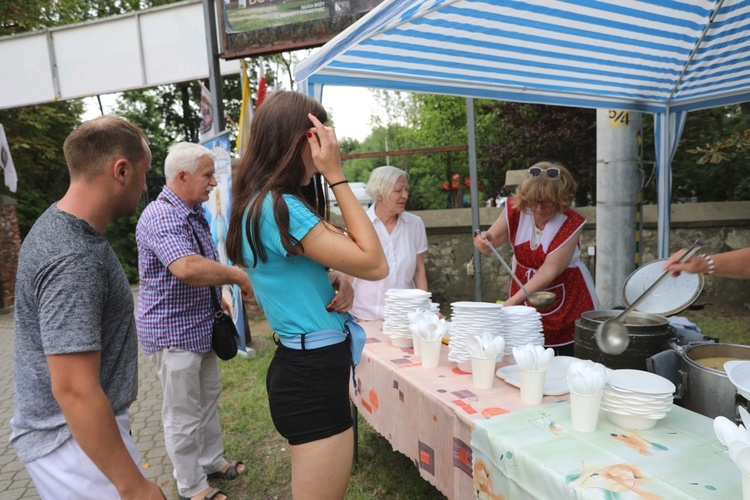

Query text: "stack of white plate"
[382, 288, 432, 347]
[499, 306, 544, 360]
[601, 369, 675, 430]
[448, 301, 504, 372]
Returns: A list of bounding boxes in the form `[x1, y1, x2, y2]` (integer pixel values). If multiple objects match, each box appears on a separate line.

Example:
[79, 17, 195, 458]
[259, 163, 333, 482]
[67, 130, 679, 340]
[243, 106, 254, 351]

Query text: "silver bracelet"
[699, 254, 715, 275]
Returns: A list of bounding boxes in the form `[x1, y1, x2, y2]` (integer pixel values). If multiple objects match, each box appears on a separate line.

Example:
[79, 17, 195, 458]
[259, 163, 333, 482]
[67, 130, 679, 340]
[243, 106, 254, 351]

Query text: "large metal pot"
[575, 310, 674, 370]
[673, 342, 750, 420]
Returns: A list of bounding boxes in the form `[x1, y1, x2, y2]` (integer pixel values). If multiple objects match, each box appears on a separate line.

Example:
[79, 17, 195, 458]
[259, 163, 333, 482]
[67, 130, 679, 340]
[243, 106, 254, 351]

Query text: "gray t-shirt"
[10, 205, 138, 463]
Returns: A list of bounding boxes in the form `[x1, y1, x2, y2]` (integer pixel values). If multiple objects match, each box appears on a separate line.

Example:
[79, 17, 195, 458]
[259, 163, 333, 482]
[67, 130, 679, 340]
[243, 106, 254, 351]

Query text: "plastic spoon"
[476, 230, 556, 309]
[595, 239, 703, 355]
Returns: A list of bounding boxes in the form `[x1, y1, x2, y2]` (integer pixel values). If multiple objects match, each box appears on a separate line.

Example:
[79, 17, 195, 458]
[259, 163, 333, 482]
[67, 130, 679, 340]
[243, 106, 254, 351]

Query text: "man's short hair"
[63, 115, 148, 181]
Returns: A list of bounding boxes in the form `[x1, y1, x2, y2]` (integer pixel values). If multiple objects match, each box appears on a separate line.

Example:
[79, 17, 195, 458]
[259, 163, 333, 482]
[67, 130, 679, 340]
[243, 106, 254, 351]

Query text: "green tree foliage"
[0, 102, 83, 234]
[346, 92, 598, 210]
[477, 102, 597, 207]
[676, 106, 750, 202]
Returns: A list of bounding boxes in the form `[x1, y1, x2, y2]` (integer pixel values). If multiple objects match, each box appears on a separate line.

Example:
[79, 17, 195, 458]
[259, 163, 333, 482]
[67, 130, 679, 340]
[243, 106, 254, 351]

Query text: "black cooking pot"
[575, 310, 675, 370]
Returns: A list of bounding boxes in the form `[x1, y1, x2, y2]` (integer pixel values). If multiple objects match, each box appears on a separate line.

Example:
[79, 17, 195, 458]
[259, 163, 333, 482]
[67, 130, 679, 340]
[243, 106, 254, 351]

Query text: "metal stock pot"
[672, 342, 750, 420]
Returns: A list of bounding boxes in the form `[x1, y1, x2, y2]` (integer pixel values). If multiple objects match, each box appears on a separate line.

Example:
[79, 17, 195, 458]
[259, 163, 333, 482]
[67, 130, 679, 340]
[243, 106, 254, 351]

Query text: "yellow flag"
[236, 60, 253, 155]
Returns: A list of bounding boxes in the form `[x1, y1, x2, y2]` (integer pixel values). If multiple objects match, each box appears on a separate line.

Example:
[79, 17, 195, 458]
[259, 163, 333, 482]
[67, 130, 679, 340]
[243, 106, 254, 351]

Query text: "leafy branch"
[687, 128, 750, 164]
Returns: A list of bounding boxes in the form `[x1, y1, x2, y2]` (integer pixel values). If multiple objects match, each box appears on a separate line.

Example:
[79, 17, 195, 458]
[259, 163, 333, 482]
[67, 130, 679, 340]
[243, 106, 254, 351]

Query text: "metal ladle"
[477, 231, 557, 309]
[595, 239, 703, 355]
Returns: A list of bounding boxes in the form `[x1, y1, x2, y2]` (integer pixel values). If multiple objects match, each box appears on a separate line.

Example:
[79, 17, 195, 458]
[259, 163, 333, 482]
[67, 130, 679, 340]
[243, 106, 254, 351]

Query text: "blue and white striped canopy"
[296, 0, 750, 114]
[295, 0, 750, 257]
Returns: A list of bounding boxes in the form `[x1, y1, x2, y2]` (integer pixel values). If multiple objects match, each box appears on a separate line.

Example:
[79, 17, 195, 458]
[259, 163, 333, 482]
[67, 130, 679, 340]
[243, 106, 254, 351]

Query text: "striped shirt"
[135, 187, 221, 355]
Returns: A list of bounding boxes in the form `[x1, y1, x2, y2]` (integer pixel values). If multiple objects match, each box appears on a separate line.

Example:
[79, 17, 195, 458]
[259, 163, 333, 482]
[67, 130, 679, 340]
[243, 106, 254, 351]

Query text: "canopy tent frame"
[295, 0, 750, 265]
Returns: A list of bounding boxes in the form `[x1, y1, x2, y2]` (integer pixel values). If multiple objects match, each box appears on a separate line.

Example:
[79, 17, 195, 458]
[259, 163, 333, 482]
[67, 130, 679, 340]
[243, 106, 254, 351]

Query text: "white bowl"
[606, 411, 659, 430]
[390, 336, 414, 348]
[726, 360, 750, 400]
[457, 361, 473, 373]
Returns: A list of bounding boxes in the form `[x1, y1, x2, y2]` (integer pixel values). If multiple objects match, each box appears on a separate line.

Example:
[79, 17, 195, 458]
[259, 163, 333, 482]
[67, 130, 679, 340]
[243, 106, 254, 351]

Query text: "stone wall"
[398, 201, 750, 313]
[0, 196, 21, 310]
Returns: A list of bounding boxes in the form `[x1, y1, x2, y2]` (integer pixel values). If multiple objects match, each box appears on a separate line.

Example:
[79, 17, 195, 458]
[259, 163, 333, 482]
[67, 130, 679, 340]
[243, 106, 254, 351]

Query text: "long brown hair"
[226, 91, 329, 267]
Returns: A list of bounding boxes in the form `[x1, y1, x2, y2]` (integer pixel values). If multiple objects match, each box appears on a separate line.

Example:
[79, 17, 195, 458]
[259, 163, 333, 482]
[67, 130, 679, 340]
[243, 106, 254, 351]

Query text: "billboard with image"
[221, 0, 384, 58]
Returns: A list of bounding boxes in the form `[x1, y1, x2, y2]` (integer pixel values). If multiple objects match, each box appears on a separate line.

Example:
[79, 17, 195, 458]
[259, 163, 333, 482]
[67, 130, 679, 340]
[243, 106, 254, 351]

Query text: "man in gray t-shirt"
[10, 116, 165, 500]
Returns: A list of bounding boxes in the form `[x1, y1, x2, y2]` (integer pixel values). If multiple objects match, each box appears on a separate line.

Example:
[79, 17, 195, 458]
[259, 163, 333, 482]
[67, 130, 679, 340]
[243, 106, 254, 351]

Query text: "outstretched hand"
[306, 113, 342, 181]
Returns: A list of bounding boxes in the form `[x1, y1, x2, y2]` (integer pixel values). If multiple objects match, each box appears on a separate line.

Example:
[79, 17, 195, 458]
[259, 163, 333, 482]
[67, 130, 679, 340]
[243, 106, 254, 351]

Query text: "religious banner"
[201, 130, 252, 354]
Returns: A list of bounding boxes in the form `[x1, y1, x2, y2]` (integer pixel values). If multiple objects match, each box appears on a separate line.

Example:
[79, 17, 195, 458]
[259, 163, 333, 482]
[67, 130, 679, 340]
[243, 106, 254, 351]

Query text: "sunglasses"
[528, 200, 556, 210]
[528, 167, 560, 179]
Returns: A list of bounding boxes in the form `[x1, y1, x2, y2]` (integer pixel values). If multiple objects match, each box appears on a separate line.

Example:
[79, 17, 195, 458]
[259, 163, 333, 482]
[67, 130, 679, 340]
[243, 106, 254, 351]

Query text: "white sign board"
[0, 1, 239, 110]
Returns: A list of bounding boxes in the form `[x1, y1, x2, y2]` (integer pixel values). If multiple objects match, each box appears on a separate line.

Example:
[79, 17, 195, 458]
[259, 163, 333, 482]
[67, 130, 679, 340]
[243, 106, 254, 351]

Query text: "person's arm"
[664, 247, 750, 279]
[474, 209, 510, 255]
[48, 352, 165, 500]
[414, 253, 428, 291]
[504, 227, 581, 306]
[168, 255, 253, 299]
[300, 114, 388, 280]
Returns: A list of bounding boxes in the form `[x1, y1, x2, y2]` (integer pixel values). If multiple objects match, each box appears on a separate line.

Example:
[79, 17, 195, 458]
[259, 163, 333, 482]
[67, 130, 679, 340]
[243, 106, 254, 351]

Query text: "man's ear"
[113, 158, 130, 185]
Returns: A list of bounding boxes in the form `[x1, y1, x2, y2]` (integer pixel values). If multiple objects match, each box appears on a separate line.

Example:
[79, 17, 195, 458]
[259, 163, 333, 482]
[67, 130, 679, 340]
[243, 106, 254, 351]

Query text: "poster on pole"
[201, 131, 252, 355]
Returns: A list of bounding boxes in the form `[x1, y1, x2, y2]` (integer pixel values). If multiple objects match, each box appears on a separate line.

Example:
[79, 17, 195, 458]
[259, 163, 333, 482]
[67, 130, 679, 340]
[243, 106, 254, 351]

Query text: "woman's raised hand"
[306, 113, 343, 182]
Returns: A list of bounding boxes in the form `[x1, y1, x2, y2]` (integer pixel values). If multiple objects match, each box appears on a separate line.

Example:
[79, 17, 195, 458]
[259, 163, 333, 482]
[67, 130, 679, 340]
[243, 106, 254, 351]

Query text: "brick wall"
[0, 196, 21, 310]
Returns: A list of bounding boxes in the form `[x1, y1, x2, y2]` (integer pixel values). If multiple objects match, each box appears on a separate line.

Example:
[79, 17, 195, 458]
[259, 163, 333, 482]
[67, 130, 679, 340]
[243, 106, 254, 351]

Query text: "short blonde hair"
[511, 161, 577, 213]
[366, 166, 408, 200]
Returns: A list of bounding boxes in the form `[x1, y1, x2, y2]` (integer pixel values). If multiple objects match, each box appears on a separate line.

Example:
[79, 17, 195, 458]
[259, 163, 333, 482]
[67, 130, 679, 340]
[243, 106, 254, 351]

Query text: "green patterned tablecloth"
[471, 402, 741, 499]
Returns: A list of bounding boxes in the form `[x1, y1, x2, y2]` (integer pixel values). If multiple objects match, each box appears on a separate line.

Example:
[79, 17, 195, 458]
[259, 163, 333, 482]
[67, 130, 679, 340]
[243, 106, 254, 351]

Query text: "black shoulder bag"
[188, 222, 240, 361]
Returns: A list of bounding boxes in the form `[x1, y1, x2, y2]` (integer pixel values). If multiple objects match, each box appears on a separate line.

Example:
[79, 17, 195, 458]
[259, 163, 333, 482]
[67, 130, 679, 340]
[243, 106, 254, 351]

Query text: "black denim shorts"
[266, 338, 353, 445]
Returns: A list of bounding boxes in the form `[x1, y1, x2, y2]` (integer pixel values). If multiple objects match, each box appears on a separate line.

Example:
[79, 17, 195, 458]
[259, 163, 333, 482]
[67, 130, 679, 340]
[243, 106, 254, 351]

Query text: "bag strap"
[159, 197, 222, 315]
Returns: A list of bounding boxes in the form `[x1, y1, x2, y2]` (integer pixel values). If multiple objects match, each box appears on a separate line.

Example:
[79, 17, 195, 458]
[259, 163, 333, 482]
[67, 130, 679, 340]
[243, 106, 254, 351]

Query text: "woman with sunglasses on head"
[474, 162, 600, 355]
[226, 91, 388, 499]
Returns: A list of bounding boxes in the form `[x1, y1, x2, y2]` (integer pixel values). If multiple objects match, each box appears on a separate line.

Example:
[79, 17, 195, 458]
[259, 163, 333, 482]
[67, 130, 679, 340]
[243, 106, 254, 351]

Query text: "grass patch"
[211, 319, 446, 500]
[680, 307, 750, 345]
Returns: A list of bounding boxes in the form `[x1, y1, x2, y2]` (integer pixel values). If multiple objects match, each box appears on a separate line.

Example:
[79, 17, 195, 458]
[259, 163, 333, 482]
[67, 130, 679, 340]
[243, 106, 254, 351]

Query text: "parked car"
[328, 181, 372, 214]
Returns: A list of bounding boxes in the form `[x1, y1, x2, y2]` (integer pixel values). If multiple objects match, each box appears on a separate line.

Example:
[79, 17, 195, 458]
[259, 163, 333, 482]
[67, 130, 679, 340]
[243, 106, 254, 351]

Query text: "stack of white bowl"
[601, 369, 675, 430]
[383, 289, 432, 347]
[499, 306, 544, 360]
[447, 301, 504, 372]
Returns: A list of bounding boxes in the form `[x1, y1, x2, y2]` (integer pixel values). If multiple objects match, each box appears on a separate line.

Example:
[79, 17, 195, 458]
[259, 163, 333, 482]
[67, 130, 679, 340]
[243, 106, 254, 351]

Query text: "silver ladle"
[476, 231, 557, 309]
[595, 239, 703, 355]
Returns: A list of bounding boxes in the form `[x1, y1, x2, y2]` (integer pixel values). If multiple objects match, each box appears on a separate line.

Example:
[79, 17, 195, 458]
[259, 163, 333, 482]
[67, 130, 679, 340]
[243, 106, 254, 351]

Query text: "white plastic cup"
[570, 391, 603, 432]
[471, 356, 497, 389]
[519, 369, 546, 405]
[420, 339, 442, 368]
[412, 332, 422, 357]
[743, 471, 750, 500]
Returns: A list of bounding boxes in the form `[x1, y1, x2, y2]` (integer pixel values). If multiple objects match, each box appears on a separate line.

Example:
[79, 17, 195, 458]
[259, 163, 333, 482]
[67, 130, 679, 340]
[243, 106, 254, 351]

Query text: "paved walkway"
[0, 287, 177, 499]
